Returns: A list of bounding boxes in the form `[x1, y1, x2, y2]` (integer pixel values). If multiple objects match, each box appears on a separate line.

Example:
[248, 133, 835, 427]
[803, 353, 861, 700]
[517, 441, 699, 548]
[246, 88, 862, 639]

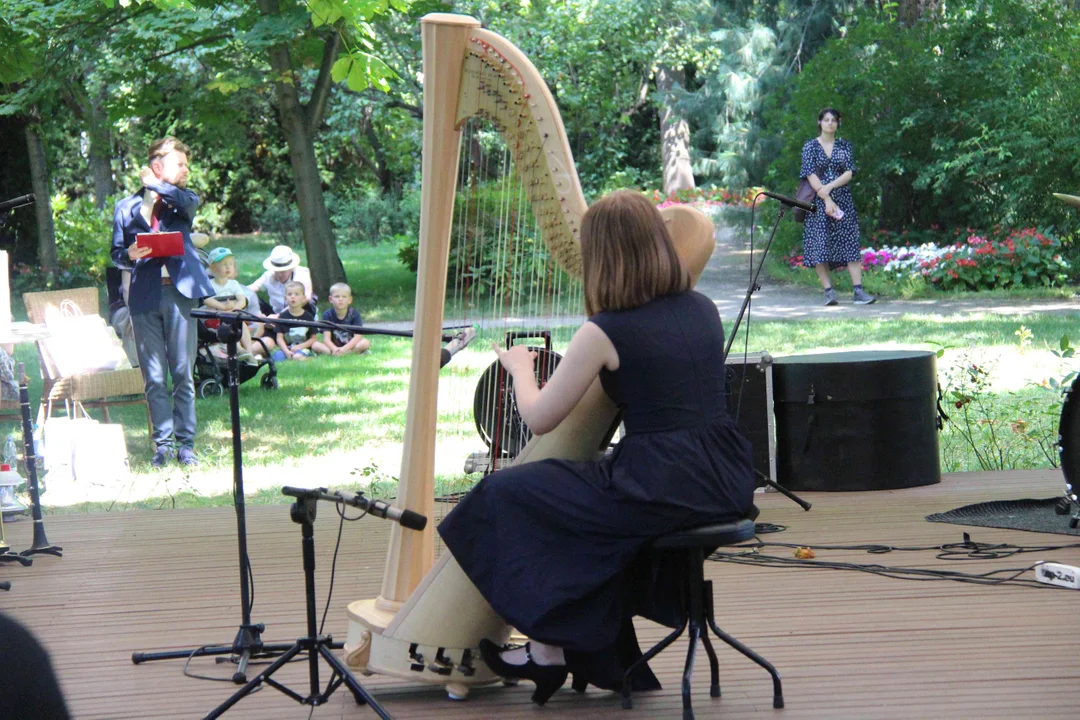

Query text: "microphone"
[762, 191, 815, 213]
[330, 488, 429, 531]
[0, 194, 35, 212]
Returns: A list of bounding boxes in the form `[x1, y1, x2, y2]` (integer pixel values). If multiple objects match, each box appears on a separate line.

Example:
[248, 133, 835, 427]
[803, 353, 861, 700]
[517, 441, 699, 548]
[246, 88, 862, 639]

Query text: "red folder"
[135, 231, 184, 258]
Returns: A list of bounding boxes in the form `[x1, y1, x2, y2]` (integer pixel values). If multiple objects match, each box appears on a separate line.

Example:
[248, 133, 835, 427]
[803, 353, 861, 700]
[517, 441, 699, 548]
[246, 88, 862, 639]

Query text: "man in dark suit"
[111, 137, 215, 467]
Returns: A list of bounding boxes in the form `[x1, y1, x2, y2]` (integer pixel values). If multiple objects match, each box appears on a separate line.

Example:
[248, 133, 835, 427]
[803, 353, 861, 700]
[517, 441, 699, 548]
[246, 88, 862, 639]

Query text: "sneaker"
[823, 288, 839, 306]
[853, 287, 877, 305]
[177, 447, 199, 467]
[151, 446, 173, 468]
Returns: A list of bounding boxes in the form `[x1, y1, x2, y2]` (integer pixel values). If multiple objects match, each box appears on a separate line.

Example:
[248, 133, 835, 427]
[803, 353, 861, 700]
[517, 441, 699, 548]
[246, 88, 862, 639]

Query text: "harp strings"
[434, 48, 585, 502]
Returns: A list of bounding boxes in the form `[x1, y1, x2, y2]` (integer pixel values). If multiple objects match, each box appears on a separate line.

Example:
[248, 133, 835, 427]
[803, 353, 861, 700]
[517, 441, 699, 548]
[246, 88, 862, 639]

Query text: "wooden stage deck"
[3, 469, 1079, 719]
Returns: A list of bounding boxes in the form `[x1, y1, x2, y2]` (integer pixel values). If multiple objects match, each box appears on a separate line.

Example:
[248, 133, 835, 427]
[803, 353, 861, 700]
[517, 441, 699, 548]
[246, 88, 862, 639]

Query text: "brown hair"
[817, 107, 842, 128]
[148, 136, 191, 166]
[284, 281, 306, 294]
[580, 190, 690, 316]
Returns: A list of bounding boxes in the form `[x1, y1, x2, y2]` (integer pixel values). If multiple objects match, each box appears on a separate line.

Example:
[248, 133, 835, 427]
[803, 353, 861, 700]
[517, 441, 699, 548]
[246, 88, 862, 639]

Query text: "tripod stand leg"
[204, 644, 304, 720]
[758, 474, 812, 511]
[132, 641, 295, 663]
[318, 644, 394, 719]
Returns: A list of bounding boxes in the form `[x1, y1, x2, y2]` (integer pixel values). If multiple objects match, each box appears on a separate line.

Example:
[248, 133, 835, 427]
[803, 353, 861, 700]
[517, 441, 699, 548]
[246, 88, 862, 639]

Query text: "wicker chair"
[22, 288, 149, 434]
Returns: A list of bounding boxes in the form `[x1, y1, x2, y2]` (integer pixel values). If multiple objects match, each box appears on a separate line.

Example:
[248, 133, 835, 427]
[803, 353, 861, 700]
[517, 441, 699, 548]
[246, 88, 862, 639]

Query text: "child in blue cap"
[202, 247, 260, 359]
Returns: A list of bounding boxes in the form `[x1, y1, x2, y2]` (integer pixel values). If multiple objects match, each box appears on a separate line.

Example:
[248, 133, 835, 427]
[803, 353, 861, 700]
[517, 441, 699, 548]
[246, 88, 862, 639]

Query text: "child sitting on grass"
[272, 281, 329, 361]
[202, 247, 261, 360]
[320, 282, 371, 356]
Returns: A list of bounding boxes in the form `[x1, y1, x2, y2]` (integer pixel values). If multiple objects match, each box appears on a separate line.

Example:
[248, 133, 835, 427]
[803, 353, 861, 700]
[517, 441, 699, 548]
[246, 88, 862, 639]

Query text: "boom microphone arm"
[0, 194, 35, 213]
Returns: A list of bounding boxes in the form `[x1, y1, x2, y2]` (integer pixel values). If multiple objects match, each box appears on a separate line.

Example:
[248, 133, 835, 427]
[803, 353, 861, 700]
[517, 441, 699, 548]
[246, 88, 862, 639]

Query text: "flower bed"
[647, 187, 763, 210]
[786, 227, 1072, 291]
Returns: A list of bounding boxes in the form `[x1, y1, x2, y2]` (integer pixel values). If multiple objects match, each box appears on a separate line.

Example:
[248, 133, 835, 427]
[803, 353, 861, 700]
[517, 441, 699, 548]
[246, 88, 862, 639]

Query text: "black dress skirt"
[438, 290, 756, 687]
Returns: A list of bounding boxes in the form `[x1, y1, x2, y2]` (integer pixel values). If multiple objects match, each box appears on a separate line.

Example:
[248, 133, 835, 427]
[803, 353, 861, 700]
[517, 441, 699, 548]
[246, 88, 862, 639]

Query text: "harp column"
[375, 13, 480, 614]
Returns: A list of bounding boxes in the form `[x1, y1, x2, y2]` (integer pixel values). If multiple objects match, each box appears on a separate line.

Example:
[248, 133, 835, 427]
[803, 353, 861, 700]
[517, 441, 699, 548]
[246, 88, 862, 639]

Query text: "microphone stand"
[725, 199, 812, 512]
[132, 316, 297, 680]
[202, 486, 416, 719]
[132, 310, 435, 681]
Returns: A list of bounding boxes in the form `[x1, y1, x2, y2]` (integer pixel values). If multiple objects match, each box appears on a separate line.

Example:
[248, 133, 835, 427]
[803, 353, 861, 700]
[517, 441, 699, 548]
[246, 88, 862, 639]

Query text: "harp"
[343, 13, 717, 699]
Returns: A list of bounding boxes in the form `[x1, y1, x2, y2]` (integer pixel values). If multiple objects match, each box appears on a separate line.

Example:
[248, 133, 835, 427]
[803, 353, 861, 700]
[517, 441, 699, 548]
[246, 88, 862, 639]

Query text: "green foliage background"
[2, 0, 1079, 284]
[762, 0, 1080, 249]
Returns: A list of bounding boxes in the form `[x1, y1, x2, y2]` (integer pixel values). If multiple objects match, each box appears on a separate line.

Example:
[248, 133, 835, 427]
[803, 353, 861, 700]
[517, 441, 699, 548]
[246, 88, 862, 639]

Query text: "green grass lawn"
[8, 236, 1077, 515]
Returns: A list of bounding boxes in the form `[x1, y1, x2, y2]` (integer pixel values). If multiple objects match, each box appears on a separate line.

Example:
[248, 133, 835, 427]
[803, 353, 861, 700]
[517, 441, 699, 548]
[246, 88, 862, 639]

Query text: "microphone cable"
[320, 497, 370, 636]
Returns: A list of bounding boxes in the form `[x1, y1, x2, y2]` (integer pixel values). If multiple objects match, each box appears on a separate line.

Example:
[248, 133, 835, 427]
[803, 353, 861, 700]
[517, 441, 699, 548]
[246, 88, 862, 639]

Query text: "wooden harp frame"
[344, 13, 717, 699]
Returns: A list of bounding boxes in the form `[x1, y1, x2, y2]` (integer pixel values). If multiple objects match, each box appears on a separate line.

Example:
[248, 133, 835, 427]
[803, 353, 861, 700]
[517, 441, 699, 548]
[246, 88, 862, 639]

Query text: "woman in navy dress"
[800, 107, 876, 306]
[437, 190, 756, 706]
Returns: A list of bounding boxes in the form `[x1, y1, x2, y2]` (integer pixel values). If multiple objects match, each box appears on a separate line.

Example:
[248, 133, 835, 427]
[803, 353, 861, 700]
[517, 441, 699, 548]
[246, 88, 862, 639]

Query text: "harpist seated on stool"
[437, 190, 757, 705]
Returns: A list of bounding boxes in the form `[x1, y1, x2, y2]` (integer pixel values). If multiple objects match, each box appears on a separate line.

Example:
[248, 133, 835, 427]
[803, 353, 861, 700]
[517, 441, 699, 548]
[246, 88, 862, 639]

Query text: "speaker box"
[724, 352, 776, 485]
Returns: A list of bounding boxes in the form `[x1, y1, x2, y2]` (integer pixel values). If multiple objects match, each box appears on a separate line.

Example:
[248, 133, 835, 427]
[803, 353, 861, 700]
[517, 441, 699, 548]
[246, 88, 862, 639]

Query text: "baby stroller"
[190, 247, 279, 398]
[194, 320, 279, 398]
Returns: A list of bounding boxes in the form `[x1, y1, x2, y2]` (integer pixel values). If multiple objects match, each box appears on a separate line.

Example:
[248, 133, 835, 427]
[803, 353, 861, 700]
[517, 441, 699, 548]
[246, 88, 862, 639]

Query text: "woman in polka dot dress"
[800, 107, 875, 305]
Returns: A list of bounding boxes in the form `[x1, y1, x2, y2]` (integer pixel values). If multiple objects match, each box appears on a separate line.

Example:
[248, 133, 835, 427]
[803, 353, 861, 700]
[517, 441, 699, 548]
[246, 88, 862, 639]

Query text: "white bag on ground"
[39, 416, 94, 474]
[40, 302, 131, 377]
[72, 422, 130, 492]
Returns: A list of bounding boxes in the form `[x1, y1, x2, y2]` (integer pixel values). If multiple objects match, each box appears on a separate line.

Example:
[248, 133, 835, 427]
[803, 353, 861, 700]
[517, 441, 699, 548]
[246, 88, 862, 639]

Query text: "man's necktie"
[150, 197, 164, 231]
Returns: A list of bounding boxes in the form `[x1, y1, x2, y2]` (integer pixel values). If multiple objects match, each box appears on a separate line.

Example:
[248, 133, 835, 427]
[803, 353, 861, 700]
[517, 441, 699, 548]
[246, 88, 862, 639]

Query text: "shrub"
[785, 225, 1074, 292]
[646, 186, 762, 209]
[49, 194, 112, 287]
[923, 229, 1071, 291]
[762, 0, 1080, 239]
[396, 183, 571, 302]
[253, 201, 300, 246]
[940, 338, 1075, 472]
[329, 190, 420, 246]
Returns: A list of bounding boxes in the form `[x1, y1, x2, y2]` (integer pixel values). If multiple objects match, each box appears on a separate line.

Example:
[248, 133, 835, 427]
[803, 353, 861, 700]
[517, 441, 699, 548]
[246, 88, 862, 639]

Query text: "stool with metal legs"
[620, 517, 783, 720]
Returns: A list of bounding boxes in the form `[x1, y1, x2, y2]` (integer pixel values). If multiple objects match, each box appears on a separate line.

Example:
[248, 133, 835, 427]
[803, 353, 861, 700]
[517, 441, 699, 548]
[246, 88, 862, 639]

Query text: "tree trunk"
[898, 0, 939, 26]
[656, 64, 694, 196]
[257, 0, 345, 300]
[364, 123, 394, 195]
[877, 176, 914, 232]
[87, 90, 113, 209]
[24, 109, 57, 280]
[278, 100, 343, 299]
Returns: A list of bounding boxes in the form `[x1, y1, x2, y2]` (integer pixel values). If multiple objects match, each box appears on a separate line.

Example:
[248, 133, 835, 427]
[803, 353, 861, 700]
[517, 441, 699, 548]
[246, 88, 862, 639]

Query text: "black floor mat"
[926, 497, 1080, 537]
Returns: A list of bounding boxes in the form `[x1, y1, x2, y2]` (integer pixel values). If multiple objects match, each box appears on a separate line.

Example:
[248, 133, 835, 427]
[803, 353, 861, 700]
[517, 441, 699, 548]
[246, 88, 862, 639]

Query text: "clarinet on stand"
[16, 363, 61, 558]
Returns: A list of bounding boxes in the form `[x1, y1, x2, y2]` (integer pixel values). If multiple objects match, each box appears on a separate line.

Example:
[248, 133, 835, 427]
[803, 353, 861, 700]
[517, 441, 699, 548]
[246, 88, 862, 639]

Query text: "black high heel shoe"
[478, 638, 568, 706]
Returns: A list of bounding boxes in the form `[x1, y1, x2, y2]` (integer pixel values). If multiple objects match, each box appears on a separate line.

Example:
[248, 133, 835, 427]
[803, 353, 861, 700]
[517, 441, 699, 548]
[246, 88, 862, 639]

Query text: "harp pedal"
[428, 648, 454, 676]
[456, 649, 477, 677]
[408, 643, 425, 672]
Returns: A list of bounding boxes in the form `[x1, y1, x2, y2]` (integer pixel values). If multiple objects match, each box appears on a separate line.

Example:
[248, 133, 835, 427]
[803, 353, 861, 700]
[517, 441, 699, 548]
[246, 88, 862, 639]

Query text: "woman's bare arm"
[495, 322, 618, 435]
